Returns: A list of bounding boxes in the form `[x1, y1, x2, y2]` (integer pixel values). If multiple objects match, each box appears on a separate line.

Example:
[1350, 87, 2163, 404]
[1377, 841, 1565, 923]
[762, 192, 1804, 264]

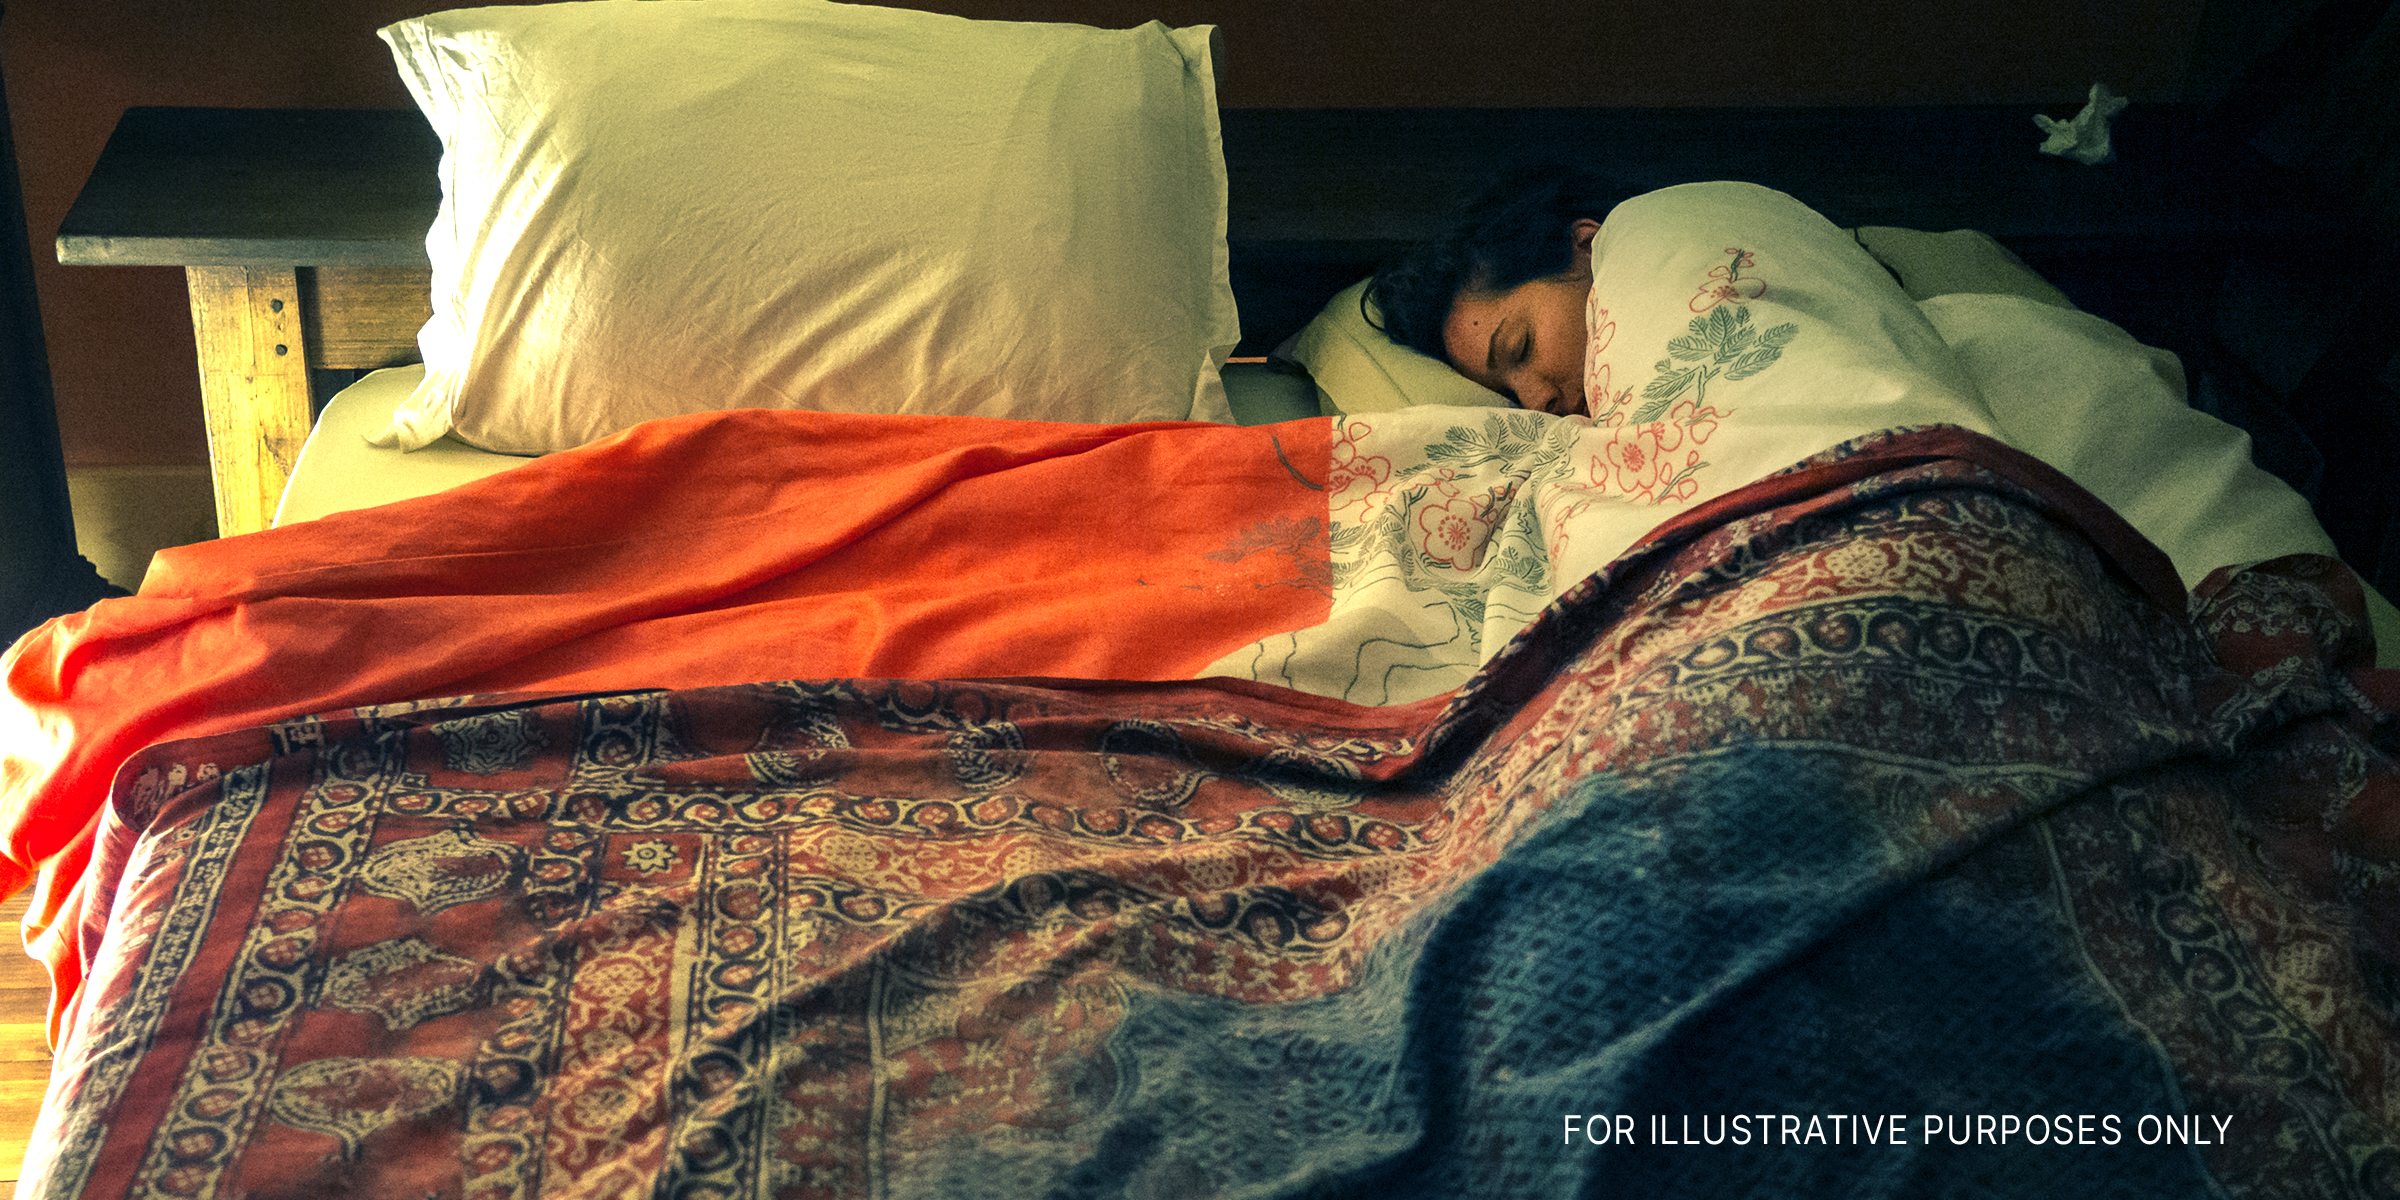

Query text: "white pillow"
[376, 0, 1238, 454]
[1278, 279, 1511, 414]
[1852, 226, 2075, 309]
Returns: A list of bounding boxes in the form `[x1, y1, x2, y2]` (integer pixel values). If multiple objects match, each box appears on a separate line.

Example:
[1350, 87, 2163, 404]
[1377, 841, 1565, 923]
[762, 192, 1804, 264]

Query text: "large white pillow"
[375, 0, 1238, 454]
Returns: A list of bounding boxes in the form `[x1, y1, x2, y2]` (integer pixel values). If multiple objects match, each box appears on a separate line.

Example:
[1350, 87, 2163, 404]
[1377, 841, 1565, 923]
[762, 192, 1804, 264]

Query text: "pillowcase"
[376, 0, 1238, 454]
[1276, 279, 1511, 414]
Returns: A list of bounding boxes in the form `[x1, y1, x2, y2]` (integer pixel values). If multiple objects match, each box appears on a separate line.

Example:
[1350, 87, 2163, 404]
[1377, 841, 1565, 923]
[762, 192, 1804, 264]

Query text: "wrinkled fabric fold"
[3, 407, 1334, 1018]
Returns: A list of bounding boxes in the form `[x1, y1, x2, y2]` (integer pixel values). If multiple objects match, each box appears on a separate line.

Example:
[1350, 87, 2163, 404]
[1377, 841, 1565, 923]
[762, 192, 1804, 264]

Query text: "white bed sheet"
[275, 366, 533, 528]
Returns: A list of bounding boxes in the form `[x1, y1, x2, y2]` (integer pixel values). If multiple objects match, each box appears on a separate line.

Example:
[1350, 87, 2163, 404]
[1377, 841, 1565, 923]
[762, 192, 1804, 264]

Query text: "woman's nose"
[1513, 372, 1560, 413]
[1530, 383, 1580, 417]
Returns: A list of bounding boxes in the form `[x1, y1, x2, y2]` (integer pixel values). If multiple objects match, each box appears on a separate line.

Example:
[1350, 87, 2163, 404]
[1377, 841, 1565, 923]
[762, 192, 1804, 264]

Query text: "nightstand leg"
[186, 265, 315, 537]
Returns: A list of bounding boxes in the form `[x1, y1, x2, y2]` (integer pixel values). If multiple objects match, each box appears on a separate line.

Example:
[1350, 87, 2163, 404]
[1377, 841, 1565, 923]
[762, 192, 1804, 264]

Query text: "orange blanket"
[2, 408, 1332, 1014]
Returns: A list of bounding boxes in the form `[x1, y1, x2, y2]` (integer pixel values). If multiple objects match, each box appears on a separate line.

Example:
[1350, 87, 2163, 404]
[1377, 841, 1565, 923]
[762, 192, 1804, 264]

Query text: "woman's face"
[1441, 218, 1602, 417]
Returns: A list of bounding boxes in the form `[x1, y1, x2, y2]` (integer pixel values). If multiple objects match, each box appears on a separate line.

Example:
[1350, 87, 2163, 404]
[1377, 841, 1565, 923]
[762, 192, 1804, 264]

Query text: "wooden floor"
[0, 892, 53, 1187]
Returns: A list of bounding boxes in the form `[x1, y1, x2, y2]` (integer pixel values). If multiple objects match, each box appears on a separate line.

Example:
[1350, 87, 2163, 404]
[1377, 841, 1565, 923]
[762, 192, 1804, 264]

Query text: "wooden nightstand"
[57, 107, 439, 537]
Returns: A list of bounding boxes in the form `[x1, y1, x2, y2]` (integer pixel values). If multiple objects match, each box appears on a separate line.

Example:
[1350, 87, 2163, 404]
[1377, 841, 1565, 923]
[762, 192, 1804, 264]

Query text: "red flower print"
[1648, 416, 1686, 455]
[1690, 247, 1767, 313]
[1691, 281, 1765, 312]
[1326, 445, 1393, 518]
[1547, 497, 1594, 561]
[1585, 361, 1633, 423]
[1600, 424, 1669, 500]
[1584, 304, 1628, 420]
[1670, 399, 1723, 444]
[1414, 490, 1503, 570]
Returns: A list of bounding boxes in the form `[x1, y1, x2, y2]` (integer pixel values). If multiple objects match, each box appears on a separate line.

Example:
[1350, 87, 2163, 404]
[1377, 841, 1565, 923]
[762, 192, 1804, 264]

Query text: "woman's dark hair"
[1365, 162, 1639, 363]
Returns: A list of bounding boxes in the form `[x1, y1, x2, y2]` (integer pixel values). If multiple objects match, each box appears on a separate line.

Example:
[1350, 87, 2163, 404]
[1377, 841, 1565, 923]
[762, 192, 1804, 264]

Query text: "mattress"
[275, 366, 530, 528]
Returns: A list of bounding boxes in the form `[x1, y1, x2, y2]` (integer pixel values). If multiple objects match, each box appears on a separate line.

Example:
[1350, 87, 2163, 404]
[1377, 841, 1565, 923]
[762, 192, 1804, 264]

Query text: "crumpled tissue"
[2035, 83, 2127, 165]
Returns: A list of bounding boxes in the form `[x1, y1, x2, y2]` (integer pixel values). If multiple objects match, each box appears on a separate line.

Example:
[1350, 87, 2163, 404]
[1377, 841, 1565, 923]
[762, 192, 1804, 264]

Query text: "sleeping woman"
[1355, 164, 2400, 662]
[1362, 165, 1641, 418]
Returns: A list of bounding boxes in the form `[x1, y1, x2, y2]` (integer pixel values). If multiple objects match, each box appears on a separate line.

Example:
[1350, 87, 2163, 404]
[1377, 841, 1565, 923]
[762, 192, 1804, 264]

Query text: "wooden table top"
[56, 107, 440, 267]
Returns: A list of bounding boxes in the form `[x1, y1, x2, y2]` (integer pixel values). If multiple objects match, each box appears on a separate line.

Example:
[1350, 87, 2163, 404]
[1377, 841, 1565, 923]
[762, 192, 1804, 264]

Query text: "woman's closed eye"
[1485, 326, 1529, 399]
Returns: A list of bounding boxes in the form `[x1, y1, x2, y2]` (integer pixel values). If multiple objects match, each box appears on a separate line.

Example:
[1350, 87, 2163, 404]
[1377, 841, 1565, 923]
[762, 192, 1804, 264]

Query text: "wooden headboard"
[55, 104, 2343, 539]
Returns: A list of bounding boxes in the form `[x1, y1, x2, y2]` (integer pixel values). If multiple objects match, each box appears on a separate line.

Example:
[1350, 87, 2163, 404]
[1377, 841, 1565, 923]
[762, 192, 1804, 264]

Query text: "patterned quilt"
[20, 428, 2398, 1199]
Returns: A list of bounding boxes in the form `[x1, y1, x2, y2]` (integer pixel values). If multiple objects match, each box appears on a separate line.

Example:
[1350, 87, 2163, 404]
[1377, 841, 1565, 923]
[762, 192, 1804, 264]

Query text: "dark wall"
[7, 0, 2206, 466]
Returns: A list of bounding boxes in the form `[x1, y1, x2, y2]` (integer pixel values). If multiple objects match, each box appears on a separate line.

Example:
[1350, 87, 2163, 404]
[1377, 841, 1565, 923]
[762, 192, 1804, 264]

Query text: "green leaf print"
[1633, 306, 1799, 421]
[1424, 411, 1553, 473]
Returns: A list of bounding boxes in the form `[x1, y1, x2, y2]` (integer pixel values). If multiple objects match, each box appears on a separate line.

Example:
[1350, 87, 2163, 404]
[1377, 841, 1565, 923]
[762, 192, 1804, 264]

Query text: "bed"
[8, 2, 2400, 1197]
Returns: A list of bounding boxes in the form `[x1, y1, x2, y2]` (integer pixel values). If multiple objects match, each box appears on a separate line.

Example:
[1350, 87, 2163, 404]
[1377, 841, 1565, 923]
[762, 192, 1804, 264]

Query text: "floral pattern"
[1414, 487, 1512, 571]
[1641, 302, 1796, 415]
[622, 839, 680, 875]
[1581, 306, 1628, 421]
[1310, 410, 1590, 664]
[1325, 419, 1395, 518]
[1213, 243, 1817, 704]
[1582, 247, 1795, 505]
[44, 436, 2397, 1200]
[1690, 246, 1766, 312]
